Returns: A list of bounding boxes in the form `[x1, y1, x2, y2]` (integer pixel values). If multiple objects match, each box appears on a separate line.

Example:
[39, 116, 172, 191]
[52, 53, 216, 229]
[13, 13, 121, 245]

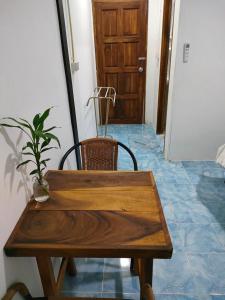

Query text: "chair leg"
[2, 282, 33, 300]
[67, 257, 77, 276]
[130, 257, 138, 275]
[130, 258, 140, 275]
[130, 258, 134, 272]
[143, 283, 155, 300]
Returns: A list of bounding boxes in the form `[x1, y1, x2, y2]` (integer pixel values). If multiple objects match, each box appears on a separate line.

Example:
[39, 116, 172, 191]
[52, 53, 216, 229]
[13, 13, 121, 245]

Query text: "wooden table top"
[4, 170, 173, 258]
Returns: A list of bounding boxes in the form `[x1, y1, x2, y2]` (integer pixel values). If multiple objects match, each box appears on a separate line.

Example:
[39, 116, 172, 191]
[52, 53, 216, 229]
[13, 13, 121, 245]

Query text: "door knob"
[138, 67, 144, 73]
[138, 57, 146, 61]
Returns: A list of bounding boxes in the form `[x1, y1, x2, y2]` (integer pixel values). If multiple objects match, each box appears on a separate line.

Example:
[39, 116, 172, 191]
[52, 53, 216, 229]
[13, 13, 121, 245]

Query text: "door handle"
[138, 67, 144, 73]
[138, 57, 146, 61]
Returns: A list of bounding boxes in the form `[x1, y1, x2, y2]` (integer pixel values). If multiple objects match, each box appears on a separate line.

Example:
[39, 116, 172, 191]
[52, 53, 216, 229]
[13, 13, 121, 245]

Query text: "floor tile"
[209, 296, 225, 300]
[156, 183, 198, 205]
[188, 254, 225, 294]
[211, 223, 225, 249]
[155, 294, 209, 300]
[63, 124, 225, 299]
[103, 258, 139, 294]
[153, 253, 196, 294]
[62, 291, 102, 297]
[101, 292, 139, 299]
[167, 223, 185, 252]
[184, 165, 224, 185]
[163, 200, 216, 224]
[178, 223, 225, 253]
[63, 258, 104, 293]
[197, 198, 225, 224]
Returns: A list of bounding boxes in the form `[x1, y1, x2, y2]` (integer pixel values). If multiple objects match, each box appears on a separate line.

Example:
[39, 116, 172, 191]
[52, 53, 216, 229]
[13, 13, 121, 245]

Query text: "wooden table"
[4, 170, 173, 299]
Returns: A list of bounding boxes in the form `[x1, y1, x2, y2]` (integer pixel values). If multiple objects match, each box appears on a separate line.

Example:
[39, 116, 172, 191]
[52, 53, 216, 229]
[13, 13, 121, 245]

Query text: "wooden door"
[92, 0, 148, 124]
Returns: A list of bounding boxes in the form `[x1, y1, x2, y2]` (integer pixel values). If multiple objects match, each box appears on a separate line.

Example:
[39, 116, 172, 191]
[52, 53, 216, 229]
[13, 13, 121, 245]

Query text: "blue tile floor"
[63, 124, 225, 300]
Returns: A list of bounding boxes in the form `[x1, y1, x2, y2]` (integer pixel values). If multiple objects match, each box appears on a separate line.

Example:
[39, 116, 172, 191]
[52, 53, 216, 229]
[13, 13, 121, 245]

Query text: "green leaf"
[30, 169, 39, 175]
[45, 133, 61, 148]
[0, 123, 31, 139]
[16, 160, 33, 169]
[37, 107, 53, 129]
[36, 152, 41, 161]
[22, 144, 34, 152]
[0, 123, 24, 130]
[19, 118, 33, 128]
[35, 131, 60, 148]
[41, 161, 46, 167]
[19, 118, 35, 137]
[22, 152, 34, 156]
[0, 119, 31, 139]
[43, 126, 58, 133]
[35, 130, 47, 140]
[38, 122, 44, 132]
[26, 142, 34, 150]
[40, 139, 51, 149]
[3, 117, 29, 128]
[33, 114, 40, 129]
[40, 158, 51, 167]
[41, 147, 57, 153]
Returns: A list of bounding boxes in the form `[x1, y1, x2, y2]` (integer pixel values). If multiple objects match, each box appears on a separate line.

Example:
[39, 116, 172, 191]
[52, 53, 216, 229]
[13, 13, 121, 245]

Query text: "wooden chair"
[59, 137, 138, 273]
[143, 284, 155, 300]
[2, 282, 154, 300]
[2, 282, 44, 300]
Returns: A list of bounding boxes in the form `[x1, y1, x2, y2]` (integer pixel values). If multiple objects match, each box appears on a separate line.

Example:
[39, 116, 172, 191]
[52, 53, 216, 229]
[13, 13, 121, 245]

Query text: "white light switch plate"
[183, 43, 190, 63]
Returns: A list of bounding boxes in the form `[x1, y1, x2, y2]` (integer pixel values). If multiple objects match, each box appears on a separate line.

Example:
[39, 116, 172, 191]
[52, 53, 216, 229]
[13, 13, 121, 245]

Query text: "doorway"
[57, 0, 174, 143]
[92, 0, 148, 124]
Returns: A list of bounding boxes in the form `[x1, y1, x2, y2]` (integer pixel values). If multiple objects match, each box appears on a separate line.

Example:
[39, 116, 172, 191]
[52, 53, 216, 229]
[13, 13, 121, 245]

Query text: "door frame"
[164, 0, 181, 159]
[156, 0, 173, 134]
[56, 0, 81, 168]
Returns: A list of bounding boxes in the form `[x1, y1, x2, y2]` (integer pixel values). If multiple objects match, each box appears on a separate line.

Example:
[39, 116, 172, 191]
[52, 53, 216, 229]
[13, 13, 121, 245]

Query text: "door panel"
[123, 42, 139, 66]
[102, 9, 119, 37]
[123, 8, 140, 35]
[104, 43, 120, 67]
[93, 0, 148, 124]
[119, 73, 138, 94]
[105, 73, 119, 90]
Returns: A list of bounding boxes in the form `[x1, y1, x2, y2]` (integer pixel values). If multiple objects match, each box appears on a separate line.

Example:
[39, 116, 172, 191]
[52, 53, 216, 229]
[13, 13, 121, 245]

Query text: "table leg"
[67, 257, 77, 276]
[36, 256, 57, 297]
[139, 258, 153, 300]
[130, 258, 140, 276]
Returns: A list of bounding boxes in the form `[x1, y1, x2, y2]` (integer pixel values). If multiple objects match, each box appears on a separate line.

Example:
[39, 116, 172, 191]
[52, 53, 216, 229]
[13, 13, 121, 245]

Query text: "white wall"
[165, 0, 225, 161]
[69, 0, 97, 140]
[0, 0, 74, 297]
[145, 0, 164, 128]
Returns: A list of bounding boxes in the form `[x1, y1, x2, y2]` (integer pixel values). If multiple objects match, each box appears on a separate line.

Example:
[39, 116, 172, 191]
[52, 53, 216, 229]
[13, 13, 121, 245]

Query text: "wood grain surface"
[4, 171, 172, 259]
[29, 189, 158, 212]
[45, 170, 154, 190]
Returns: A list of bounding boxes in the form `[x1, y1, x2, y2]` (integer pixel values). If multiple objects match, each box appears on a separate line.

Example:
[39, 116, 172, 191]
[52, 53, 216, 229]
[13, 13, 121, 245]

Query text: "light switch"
[183, 43, 190, 63]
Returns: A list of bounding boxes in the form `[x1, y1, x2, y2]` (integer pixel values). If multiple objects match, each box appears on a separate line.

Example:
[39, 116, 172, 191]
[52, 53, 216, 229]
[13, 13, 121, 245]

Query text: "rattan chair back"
[80, 138, 118, 170]
[59, 137, 138, 171]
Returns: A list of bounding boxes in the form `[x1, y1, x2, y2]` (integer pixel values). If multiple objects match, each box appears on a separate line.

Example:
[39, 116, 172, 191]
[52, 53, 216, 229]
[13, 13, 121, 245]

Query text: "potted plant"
[0, 107, 60, 202]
